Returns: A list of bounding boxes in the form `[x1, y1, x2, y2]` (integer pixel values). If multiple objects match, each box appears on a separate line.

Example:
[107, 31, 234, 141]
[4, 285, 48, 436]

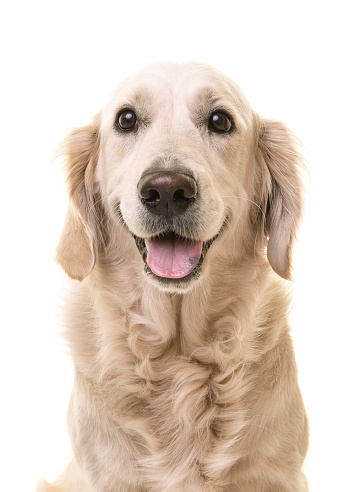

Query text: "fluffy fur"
[39, 62, 309, 491]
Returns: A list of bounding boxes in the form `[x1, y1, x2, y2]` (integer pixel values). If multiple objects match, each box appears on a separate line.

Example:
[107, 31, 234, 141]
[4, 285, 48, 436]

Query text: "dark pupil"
[211, 113, 231, 132]
[119, 111, 136, 129]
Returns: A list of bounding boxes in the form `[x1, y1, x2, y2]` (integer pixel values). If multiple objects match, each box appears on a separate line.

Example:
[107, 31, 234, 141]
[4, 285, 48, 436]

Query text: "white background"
[1, 1, 350, 491]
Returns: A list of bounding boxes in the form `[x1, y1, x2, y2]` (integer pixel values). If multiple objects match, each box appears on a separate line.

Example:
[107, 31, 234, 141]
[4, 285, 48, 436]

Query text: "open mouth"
[132, 218, 228, 287]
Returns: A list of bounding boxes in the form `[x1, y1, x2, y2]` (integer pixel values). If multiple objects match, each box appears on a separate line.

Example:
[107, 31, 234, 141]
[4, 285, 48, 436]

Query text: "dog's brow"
[191, 86, 230, 110]
[196, 87, 219, 102]
[203, 89, 216, 101]
[129, 87, 156, 105]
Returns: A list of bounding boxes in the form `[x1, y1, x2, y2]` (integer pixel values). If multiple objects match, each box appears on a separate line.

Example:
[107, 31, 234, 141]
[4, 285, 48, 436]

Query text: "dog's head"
[56, 62, 304, 291]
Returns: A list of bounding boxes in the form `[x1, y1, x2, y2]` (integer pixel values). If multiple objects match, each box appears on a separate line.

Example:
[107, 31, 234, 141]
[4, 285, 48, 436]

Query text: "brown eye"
[208, 111, 233, 133]
[116, 109, 138, 131]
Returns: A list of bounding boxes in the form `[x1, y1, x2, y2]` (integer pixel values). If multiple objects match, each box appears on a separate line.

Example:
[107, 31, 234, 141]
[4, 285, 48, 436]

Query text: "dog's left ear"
[255, 119, 305, 280]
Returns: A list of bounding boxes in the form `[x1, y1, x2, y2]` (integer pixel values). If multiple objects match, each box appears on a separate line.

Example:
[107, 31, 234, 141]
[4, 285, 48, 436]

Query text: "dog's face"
[98, 63, 256, 290]
[56, 62, 304, 291]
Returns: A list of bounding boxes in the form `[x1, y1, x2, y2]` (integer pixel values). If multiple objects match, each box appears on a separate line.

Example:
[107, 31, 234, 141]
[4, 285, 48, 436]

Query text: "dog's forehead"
[116, 62, 232, 95]
[103, 63, 252, 119]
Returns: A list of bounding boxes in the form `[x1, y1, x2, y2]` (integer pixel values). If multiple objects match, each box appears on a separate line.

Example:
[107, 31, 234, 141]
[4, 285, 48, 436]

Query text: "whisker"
[221, 195, 266, 220]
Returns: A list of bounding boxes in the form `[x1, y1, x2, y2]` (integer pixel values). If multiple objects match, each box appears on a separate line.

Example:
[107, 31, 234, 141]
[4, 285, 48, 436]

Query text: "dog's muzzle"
[132, 169, 227, 287]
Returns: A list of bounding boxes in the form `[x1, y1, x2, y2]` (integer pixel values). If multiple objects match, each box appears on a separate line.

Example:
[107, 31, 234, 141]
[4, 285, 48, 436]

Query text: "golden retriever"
[38, 62, 309, 492]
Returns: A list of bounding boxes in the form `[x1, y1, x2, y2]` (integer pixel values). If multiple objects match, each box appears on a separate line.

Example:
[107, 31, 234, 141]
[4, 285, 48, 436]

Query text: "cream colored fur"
[40, 62, 309, 491]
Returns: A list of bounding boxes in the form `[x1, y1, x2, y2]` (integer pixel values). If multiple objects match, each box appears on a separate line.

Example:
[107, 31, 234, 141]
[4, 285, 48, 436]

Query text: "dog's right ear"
[56, 203, 96, 281]
[55, 113, 101, 281]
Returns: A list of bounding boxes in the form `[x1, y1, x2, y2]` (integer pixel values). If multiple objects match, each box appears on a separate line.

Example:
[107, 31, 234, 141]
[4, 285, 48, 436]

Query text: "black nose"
[137, 171, 198, 216]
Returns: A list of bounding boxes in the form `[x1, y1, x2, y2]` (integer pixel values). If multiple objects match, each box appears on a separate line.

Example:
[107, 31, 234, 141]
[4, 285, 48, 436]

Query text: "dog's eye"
[208, 111, 233, 133]
[116, 109, 138, 132]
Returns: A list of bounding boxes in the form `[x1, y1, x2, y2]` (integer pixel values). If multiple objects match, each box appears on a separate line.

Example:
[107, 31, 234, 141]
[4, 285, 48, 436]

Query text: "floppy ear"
[255, 119, 305, 280]
[55, 113, 102, 281]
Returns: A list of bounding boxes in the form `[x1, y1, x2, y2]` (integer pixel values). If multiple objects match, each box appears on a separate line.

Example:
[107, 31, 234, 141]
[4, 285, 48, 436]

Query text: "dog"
[38, 62, 309, 491]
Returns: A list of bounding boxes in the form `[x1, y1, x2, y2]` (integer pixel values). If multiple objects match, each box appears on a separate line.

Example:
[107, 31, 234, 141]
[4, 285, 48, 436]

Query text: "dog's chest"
[81, 292, 252, 487]
[121, 356, 248, 488]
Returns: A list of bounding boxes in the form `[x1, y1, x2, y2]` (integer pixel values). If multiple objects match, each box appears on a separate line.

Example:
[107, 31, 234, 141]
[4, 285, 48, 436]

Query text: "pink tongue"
[147, 234, 203, 279]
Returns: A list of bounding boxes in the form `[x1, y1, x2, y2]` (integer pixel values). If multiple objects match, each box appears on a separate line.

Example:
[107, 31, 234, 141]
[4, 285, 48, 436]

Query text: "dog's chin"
[132, 217, 228, 293]
[145, 265, 202, 293]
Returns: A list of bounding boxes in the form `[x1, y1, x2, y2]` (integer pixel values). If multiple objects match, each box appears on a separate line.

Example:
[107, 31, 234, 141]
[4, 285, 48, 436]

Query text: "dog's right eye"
[115, 109, 138, 132]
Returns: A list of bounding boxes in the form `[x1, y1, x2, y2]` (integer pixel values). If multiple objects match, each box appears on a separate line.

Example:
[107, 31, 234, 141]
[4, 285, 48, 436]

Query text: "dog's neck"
[68, 246, 285, 384]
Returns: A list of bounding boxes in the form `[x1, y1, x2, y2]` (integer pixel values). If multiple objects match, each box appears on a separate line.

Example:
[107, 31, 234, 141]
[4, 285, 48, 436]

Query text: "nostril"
[172, 188, 194, 213]
[173, 188, 189, 203]
[141, 188, 160, 208]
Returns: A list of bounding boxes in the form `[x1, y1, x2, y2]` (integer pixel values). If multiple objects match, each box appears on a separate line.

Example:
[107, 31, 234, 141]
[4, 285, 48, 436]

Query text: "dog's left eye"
[116, 109, 138, 132]
[208, 111, 233, 133]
